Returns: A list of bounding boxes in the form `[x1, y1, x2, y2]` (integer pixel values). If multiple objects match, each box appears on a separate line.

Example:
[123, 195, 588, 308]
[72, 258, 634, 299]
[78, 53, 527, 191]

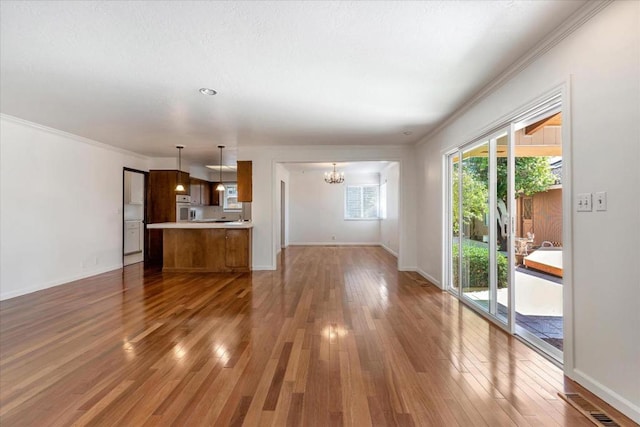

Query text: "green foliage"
[512, 157, 556, 197]
[464, 156, 556, 202]
[452, 166, 488, 235]
[452, 243, 508, 289]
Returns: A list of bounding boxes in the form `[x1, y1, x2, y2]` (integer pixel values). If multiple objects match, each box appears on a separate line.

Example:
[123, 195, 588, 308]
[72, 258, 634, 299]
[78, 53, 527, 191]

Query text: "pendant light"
[216, 145, 226, 192]
[175, 145, 185, 192]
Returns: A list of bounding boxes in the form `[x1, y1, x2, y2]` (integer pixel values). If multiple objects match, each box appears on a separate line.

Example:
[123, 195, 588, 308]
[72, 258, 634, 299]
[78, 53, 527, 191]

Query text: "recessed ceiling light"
[403, 131, 413, 136]
[199, 88, 217, 96]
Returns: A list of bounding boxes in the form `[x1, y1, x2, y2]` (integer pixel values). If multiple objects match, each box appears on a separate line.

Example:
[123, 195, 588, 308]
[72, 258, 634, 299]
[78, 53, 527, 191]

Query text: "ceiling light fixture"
[216, 145, 226, 192]
[403, 131, 413, 136]
[199, 88, 217, 96]
[324, 163, 345, 184]
[175, 145, 185, 192]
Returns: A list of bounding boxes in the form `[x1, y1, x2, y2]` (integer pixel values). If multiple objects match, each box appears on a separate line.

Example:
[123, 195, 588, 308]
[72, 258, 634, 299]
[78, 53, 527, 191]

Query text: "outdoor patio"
[466, 266, 564, 351]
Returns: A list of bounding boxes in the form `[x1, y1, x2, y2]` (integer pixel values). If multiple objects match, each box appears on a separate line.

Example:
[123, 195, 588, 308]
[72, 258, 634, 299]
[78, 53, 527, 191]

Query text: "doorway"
[123, 168, 147, 266]
[445, 97, 564, 361]
[280, 180, 286, 249]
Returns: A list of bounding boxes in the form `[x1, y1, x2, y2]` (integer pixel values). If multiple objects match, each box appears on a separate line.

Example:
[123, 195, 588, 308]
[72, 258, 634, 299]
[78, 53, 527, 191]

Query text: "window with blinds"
[345, 185, 380, 219]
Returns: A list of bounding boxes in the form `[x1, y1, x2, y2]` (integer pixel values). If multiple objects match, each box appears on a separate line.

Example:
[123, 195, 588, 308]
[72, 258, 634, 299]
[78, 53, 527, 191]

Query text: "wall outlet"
[595, 191, 607, 211]
[331, 236, 336, 240]
[577, 193, 592, 212]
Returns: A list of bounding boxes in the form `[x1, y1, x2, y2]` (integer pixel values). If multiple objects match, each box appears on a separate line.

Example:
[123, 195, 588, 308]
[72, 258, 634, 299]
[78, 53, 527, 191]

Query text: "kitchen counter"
[147, 222, 252, 272]
[147, 221, 253, 229]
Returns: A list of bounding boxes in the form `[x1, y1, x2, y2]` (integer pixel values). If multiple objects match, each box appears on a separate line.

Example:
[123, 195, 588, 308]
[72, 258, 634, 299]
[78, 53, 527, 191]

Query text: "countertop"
[147, 221, 253, 229]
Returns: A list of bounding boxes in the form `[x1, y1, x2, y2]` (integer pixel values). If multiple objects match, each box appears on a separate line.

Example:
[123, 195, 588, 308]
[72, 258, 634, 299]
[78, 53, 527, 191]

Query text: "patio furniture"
[524, 247, 563, 278]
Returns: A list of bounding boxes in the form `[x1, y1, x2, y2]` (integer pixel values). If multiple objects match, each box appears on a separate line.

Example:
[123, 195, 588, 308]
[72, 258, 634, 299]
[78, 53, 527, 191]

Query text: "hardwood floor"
[0, 246, 634, 426]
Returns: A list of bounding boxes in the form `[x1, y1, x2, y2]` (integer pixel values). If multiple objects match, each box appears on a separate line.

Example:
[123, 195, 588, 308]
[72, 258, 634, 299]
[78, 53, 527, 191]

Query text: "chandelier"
[324, 163, 344, 184]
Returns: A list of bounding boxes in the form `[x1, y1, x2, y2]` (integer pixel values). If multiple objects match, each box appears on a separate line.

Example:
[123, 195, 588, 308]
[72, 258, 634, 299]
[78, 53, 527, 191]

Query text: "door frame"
[442, 84, 573, 369]
[122, 167, 149, 264]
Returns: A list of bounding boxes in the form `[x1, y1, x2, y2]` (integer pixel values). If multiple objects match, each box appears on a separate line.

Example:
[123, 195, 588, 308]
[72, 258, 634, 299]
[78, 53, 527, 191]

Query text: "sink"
[192, 219, 238, 223]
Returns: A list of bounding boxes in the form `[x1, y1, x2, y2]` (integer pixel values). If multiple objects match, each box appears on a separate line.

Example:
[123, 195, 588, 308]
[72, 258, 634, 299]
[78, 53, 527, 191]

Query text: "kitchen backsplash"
[196, 203, 251, 220]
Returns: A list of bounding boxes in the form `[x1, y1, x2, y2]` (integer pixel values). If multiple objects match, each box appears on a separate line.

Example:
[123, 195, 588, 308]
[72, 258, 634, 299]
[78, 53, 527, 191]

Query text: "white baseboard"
[380, 243, 398, 257]
[251, 265, 276, 271]
[415, 268, 443, 289]
[0, 263, 123, 301]
[287, 242, 380, 246]
[571, 369, 640, 424]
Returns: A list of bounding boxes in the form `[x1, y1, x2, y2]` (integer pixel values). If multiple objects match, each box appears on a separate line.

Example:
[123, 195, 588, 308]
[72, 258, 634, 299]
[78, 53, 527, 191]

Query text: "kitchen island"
[147, 222, 252, 273]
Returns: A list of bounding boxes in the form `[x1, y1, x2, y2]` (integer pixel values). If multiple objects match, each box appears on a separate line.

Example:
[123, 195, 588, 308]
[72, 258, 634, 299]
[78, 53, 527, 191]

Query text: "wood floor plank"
[1, 246, 636, 426]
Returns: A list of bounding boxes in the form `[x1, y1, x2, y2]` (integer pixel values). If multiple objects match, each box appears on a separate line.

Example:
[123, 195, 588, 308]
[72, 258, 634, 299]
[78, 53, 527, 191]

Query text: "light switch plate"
[577, 193, 592, 212]
[595, 191, 607, 211]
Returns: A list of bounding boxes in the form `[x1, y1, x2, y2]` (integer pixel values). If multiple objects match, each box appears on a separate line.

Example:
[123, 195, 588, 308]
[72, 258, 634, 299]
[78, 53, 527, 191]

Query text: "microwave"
[176, 195, 191, 222]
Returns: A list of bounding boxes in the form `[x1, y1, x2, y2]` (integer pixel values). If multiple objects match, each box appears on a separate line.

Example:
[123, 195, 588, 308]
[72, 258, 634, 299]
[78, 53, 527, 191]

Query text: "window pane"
[345, 185, 379, 219]
[362, 186, 379, 218]
[224, 184, 242, 210]
[346, 186, 362, 218]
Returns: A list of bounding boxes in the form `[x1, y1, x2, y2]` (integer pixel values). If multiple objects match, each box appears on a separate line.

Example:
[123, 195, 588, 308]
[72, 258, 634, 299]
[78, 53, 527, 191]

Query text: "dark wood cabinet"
[210, 183, 221, 206]
[189, 178, 213, 206]
[148, 170, 189, 223]
[147, 170, 189, 264]
[161, 227, 252, 272]
[202, 181, 211, 205]
[225, 229, 250, 268]
[237, 161, 252, 202]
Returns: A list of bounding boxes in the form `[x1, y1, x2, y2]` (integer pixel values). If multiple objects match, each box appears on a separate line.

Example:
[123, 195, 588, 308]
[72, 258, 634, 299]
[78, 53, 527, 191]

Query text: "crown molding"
[417, 0, 612, 147]
[0, 113, 150, 160]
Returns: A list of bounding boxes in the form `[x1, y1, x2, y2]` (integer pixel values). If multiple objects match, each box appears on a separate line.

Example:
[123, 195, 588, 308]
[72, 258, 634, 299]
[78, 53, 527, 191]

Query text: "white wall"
[288, 170, 380, 245]
[415, 1, 640, 422]
[0, 115, 150, 300]
[237, 145, 417, 271]
[380, 162, 400, 256]
[275, 163, 290, 252]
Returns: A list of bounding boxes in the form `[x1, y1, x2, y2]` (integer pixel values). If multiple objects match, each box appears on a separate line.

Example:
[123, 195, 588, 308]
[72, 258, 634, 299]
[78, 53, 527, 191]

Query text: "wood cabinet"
[189, 178, 213, 206]
[148, 170, 190, 223]
[210, 183, 221, 206]
[237, 161, 252, 202]
[147, 170, 189, 264]
[225, 229, 250, 268]
[161, 228, 252, 272]
[202, 181, 211, 205]
[190, 178, 201, 205]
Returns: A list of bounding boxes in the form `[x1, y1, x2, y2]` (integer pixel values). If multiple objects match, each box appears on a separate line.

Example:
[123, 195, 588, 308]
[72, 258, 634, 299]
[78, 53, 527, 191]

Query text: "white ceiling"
[0, 1, 588, 165]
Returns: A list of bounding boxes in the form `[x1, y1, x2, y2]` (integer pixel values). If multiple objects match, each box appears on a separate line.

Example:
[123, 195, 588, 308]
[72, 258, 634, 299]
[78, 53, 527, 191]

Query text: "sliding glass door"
[448, 129, 510, 325]
[445, 96, 564, 361]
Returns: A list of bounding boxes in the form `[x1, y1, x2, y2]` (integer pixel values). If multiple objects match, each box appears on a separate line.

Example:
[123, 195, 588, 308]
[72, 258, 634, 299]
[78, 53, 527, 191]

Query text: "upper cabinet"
[148, 170, 190, 223]
[124, 171, 144, 205]
[190, 178, 201, 205]
[237, 161, 252, 202]
[190, 178, 213, 206]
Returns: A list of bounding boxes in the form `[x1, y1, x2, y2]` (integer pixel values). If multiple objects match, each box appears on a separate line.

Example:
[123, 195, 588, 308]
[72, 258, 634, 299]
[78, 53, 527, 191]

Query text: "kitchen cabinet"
[158, 226, 252, 272]
[210, 183, 221, 206]
[225, 229, 250, 268]
[124, 221, 142, 254]
[190, 178, 202, 205]
[202, 181, 211, 205]
[124, 171, 144, 205]
[189, 178, 212, 206]
[237, 161, 252, 202]
[147, 170, 189, 264]
[148, 170, 190, 223]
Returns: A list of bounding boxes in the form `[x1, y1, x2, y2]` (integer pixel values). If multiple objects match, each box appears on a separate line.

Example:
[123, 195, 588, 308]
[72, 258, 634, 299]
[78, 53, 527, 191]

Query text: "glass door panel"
[449, 155, 460, 294]
[496, 133, 510, 324]
[460, 141, 491, 313]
